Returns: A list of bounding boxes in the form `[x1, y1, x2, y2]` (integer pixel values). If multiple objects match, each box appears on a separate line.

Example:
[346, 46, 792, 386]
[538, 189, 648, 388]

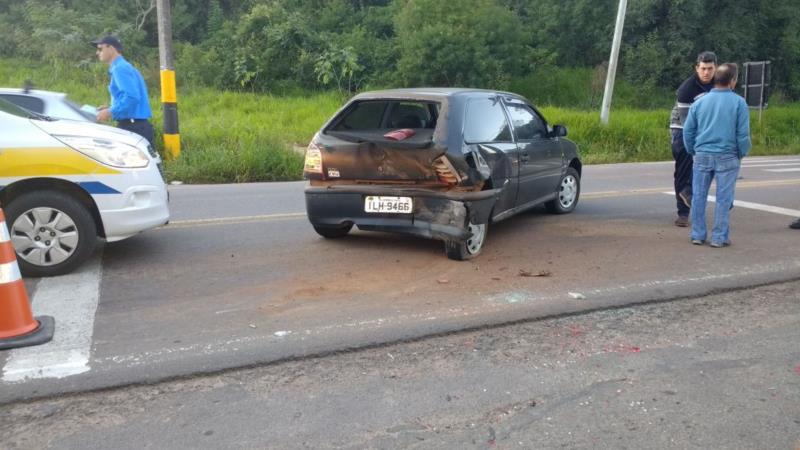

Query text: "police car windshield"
[0, 97, 39, 119]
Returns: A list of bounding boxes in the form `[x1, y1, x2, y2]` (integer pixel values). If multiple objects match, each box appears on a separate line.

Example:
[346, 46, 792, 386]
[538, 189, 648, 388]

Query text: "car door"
[463, 95, 519, 218]
[505, 101, 563, 208]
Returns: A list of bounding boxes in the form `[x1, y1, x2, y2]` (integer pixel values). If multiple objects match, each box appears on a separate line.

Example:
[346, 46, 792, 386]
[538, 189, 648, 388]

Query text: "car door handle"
[520, 153, 530, 163]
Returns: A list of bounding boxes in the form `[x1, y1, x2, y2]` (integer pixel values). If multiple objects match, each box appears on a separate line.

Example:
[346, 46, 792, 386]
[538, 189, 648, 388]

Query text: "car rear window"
[330, 100, 439, 131]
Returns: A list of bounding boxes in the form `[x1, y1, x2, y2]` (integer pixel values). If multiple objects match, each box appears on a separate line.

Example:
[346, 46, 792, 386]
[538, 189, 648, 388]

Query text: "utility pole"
[600, 0, 627, 125]
[156, 0, 181, 159]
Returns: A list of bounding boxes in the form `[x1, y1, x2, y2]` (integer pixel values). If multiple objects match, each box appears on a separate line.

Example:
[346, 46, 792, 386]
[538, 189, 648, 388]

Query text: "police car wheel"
[5, 191, 97, 277]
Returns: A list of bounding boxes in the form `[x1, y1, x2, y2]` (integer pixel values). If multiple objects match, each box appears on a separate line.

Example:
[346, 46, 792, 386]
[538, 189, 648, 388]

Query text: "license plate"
[364, 196, 413, 214]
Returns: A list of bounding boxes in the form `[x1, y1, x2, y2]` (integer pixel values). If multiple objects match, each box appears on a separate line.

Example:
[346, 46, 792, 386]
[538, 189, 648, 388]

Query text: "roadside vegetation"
[2, 58, 799, 182]
[2, 0, 799, 182]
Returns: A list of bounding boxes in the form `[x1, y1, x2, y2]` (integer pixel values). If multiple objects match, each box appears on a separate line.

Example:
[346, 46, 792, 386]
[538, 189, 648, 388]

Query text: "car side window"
[464, 97, 512, 143]
[506, 103, 546, 140]
[0, 94, 45, 114]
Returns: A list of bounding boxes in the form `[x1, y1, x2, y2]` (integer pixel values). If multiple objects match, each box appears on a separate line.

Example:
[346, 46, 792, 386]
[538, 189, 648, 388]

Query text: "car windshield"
[0, 97, 37, 119]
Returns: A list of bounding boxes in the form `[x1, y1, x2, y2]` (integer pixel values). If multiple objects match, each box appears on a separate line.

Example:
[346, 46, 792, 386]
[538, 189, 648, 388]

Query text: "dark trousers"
[117, 120, 156, 154]
[671, 128, 692, 217]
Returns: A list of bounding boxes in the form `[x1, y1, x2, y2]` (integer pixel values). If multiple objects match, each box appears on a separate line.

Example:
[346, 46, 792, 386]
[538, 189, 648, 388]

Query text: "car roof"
[352, 87, 528, 102]
[0, 88, 68, 100]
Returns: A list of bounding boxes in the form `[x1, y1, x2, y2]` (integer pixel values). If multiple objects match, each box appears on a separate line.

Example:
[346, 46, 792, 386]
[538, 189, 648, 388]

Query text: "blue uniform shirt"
[683, 88, 751, 159]
[108, 56, 152, 121]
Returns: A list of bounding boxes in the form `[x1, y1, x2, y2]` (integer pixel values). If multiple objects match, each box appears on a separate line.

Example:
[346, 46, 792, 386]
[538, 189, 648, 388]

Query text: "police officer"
[669, 51, 717, 227]
[91, 35, 155, 152]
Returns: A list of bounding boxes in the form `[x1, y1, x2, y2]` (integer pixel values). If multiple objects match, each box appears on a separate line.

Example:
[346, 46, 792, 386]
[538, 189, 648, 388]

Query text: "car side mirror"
[552, 124, 568, 137]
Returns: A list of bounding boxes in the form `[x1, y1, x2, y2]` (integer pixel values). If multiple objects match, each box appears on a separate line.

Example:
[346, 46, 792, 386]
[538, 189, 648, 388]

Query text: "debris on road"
[568, 292, 586, 299]
[518, 269, 551, 277]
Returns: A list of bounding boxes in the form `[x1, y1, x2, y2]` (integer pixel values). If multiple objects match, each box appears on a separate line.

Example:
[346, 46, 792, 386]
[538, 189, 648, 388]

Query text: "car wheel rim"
[10, 207, 79, 267]
[466, 222, 486, 254]
[558, 175, 577, 208]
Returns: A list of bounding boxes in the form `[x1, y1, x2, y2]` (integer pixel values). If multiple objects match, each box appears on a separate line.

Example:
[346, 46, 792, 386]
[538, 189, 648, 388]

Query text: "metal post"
[600, 0, 627, 125]
[156, 0, 180, 159]
[758, 62, 765, 124]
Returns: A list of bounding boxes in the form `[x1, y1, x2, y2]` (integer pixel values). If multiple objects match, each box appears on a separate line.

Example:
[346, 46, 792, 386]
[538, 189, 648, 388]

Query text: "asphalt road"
[1, 156, 799, 403]
[2, 279, 799, 449]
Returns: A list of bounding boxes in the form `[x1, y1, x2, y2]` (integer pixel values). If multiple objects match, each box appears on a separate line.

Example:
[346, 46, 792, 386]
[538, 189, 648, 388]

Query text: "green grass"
[2, 58, 798, 181]
[153, 89, 343, 183]
[541, 106, 800, 164]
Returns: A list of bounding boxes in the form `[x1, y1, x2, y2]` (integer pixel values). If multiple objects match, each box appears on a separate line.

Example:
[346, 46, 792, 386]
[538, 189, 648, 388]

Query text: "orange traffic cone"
[0, 207, 54, 350]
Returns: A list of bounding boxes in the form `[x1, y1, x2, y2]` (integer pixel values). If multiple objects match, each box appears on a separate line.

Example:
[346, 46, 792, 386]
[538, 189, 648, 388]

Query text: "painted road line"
[742, 163, 800, 168]
[2, 254, 103, 382]
[586, 179, 800, 200]
[764, 168, 800, 173]
[162, 212, 307, 229]
[163, 180, 800, 230]
[661, 192, 800, 217]
[743, 158, 800, 163]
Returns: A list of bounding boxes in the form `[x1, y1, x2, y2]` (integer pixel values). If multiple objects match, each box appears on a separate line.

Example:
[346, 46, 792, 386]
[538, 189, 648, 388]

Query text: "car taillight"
[304, 142, 323, 175]
[433, 156, 461, 185]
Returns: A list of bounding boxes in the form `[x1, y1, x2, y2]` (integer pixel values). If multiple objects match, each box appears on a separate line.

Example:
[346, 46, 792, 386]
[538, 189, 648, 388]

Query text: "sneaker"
[691, 239, 705, 245]
[678, 190, 692, 208]
[674, 216, 689, 227]
[790, 218, 800, 229]
[710, 241, 731, 248]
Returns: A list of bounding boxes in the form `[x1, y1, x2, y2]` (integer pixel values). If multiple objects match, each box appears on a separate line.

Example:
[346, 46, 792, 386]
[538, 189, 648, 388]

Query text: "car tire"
[5, 190, 97, 277]
[546, 167, 580, 214]
[312, 223, 353, 238]
[444, 221, 488, 261]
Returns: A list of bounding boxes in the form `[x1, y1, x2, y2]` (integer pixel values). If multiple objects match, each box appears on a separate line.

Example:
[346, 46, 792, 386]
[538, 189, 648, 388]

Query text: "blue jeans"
[690, 153, 741, 244]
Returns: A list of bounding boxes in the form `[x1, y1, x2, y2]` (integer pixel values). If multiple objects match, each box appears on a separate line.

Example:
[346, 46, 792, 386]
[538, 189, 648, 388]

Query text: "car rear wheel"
[312, 223, 353, 238]
[5, 191, 97, 277]
[444, 221, 487, 261]
[546, 167, 580, 214]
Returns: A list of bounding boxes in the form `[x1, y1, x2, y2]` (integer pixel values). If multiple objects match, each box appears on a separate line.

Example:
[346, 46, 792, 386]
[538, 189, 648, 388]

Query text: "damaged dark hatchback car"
[303, 88, 582, 260]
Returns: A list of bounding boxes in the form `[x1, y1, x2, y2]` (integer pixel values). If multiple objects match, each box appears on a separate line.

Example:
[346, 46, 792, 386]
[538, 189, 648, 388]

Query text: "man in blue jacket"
[91, 35, 155, 152]
[683, 63, 751, 248]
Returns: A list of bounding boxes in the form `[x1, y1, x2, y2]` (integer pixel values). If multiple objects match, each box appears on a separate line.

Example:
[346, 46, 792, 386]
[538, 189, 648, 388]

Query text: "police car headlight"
[55, 136, 150, 168]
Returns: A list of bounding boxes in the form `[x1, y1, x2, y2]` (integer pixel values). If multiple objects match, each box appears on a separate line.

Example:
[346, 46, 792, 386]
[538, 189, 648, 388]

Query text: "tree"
[394, 0, 530, 87]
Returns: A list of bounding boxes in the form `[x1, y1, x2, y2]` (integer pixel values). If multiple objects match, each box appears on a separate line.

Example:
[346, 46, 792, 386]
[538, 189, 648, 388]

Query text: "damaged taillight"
[304, 141, 323, 175]
[433, 156, 461, 185]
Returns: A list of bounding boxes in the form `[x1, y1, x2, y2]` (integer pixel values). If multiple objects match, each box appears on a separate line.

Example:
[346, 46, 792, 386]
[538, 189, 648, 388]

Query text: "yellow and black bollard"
[160, 68, 180, 160]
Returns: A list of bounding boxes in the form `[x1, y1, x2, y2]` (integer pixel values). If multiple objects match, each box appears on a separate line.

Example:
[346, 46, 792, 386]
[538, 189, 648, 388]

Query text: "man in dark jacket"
[669, 51, 717, 227]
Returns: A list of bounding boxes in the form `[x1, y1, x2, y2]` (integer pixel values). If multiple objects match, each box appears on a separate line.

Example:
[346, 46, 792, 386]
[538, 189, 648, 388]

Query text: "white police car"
[0, 97, 169, 277]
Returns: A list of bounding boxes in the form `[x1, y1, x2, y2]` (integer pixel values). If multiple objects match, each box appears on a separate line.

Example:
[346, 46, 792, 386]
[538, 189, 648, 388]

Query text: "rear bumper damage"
[305, 185, 502, 242]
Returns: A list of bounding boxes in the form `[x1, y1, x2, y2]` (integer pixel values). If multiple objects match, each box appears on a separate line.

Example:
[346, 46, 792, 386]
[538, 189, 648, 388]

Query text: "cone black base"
[0, 316, 55, 350]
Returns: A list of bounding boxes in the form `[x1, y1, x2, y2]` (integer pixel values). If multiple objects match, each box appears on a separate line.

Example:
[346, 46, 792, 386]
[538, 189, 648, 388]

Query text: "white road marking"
[741, 163, 800, 168]
[764, 168, 800, 173]
[162, 212, 306, 229]
[2, 254, 103, 382]
[742, 158, 800, 163]
[661, 192, 800, 217]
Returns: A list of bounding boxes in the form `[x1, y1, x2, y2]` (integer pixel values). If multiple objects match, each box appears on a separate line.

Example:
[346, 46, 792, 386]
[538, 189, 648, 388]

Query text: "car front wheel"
[546, 167, 580, 214]
[5, 191, 97, 277]
[445, 220, 487, 261]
